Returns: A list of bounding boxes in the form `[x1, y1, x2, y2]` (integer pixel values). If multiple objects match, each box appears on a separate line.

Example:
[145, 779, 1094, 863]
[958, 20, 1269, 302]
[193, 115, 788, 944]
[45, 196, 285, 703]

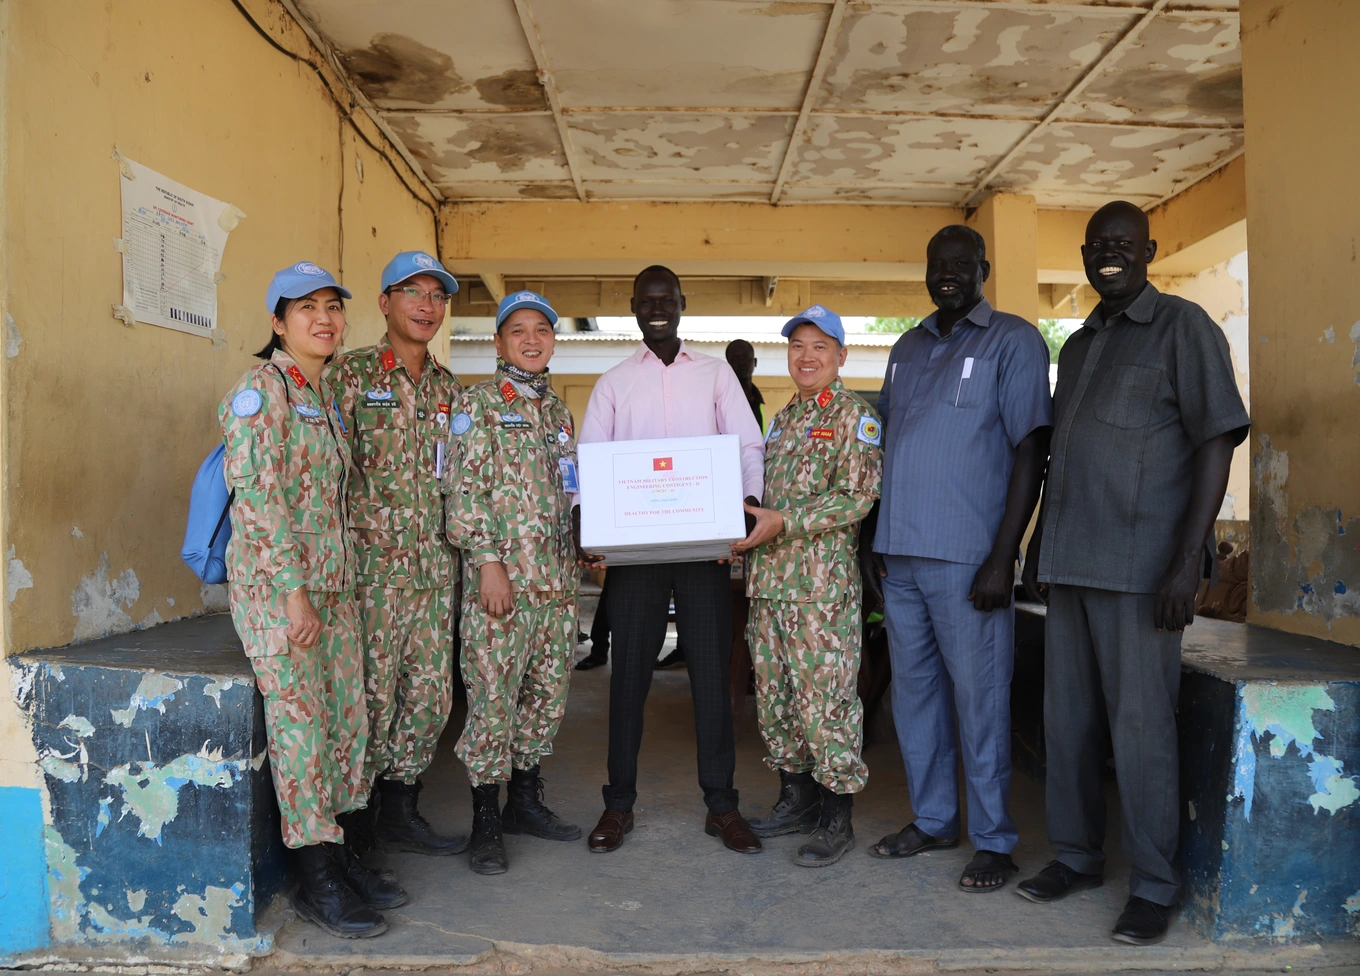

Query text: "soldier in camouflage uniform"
[328, 251, 467, 860]
[732, 305, 882, 867]
[222, 262, 399, 940]
[442, 290, 581, 875]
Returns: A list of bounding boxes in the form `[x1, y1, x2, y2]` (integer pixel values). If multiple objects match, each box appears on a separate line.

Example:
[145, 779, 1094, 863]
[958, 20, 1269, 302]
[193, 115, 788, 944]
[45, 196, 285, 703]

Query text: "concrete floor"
[266, 595, 1357, 974]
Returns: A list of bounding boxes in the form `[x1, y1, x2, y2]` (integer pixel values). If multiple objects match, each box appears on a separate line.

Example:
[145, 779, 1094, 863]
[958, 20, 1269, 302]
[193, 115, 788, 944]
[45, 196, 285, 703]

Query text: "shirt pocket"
[939, 357, 997, 410]
[1094, 364, 1164, 430]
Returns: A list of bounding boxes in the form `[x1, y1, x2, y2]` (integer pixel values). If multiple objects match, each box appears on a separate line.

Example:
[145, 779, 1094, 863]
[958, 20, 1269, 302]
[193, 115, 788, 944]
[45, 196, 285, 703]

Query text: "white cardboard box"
[579, 434, 746, 565]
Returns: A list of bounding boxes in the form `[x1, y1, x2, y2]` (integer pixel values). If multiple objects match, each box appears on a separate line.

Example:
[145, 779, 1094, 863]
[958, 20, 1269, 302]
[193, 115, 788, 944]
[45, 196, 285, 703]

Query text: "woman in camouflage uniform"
[220, 263, 400, 939]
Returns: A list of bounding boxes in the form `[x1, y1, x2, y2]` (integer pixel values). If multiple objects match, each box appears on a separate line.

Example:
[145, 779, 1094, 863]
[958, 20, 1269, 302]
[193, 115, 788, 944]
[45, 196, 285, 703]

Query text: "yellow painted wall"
[0, 0, 437, 673]
[1241, 0, 1360, 646]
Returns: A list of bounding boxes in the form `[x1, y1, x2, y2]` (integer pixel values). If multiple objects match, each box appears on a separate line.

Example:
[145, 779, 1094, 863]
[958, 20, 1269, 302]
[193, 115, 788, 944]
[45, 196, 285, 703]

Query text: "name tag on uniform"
[558, 457, 580, 493]
[364, 389, 398, 409]
[500, 412, 531, 430]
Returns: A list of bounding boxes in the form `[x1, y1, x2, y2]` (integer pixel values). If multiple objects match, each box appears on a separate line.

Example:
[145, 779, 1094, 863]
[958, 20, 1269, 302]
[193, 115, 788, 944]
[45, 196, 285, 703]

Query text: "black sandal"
[959, 850, 1018, 892]
[867, 823, 960, 859]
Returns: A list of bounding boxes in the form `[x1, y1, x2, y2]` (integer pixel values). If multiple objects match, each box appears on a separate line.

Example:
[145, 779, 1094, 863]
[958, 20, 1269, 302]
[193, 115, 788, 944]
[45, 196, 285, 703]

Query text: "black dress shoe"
[1112, 897, 1174, 945]
[575, 652, 608, 671]
[656, 646, 685, 669]
[1015, 860, 1103, 903]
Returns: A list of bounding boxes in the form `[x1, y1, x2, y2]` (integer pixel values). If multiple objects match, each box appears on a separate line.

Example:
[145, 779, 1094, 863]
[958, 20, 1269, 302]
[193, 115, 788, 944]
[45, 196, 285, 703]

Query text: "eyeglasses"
[391, 286, 449, 305]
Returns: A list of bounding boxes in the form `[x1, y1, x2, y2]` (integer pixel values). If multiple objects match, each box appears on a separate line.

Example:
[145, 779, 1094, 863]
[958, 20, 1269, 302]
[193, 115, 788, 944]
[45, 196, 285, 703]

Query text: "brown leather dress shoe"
[704, 810, 763, 854]
[587, 809, 633, 852]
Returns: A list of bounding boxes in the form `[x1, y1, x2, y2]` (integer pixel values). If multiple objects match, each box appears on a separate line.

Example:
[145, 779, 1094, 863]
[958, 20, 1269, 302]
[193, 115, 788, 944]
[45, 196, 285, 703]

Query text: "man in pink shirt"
[576, 265, 766, 855]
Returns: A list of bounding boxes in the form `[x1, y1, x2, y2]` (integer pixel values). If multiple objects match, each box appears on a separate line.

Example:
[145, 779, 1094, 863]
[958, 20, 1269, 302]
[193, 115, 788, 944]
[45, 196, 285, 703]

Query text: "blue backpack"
[182, 443, 233, 584]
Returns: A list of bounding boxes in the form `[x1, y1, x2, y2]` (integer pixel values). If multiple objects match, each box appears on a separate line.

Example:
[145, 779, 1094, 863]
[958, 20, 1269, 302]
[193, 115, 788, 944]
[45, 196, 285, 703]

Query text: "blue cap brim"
[280, 282, 353, 301]
[389, 268, 459, 294]
[496, 300, 559, 328]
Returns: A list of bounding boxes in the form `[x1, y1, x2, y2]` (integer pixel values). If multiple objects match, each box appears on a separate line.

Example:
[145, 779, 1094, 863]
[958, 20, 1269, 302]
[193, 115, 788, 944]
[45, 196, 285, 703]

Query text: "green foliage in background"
[867, 317, 921, 334]
[1038, 319, 1076, 364]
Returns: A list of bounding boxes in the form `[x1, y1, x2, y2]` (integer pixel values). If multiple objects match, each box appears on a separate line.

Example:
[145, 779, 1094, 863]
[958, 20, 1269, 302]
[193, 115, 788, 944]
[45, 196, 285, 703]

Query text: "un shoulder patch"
[450, 412, 472, 436]
[231, 389, 262, 418]
[857, 414, 882, 446]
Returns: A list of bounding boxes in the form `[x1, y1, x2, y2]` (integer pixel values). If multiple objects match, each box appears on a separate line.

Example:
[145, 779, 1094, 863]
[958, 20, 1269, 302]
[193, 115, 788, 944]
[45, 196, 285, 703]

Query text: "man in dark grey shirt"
[1019, 201, 1249, 946]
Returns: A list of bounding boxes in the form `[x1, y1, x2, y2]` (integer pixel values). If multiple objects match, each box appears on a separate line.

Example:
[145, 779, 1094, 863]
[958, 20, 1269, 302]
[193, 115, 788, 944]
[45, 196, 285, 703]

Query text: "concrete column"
[967, 192, 1039, 325]
[1242, 0, 1360, 645]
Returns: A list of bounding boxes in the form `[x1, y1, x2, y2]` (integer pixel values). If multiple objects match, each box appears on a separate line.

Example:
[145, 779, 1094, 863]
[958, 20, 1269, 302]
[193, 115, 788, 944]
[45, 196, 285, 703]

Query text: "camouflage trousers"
[748, 596, 867, 794]
[230, 584, 368, 849]
[358, 584, 456, 792]
[456, 588, 576, 787]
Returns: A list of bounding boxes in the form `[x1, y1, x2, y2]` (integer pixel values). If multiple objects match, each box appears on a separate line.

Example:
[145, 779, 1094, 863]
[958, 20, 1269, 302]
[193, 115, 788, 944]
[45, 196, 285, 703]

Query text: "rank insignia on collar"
[816, 387, 835, 409]
[286, 365, 308, 389]
[381, 348, 397, 371]
[500, 380, 518, 405]
[808, 427, 835, 440]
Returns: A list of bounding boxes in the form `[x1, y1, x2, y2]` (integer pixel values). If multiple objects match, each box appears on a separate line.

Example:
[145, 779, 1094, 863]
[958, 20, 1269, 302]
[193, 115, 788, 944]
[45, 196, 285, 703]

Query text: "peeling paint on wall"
[7, 546, 34, 603]
[71, 554, 140, 642]
[1231, 683, 1358, 820]
[200, 582, 228, 613]
[45, 826, 88, 941]
[104, 747, 246, 843]
[110, 674, 183, 727]
[5, 312, 22, 358]
[171, 884, 244, 943]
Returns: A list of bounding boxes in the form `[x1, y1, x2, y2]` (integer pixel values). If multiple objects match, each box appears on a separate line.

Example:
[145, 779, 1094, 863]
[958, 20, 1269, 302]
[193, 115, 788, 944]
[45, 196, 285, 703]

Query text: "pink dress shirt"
[578, 341, 765, 500]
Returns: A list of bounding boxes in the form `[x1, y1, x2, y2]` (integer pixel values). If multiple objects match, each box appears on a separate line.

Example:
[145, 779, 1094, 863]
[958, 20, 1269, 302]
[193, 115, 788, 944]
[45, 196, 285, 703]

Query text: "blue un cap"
[781, 304, 845, 345]
[380, 250, 459, 295]
[265, 261, 352, 314]
[496, 290, 559, 330]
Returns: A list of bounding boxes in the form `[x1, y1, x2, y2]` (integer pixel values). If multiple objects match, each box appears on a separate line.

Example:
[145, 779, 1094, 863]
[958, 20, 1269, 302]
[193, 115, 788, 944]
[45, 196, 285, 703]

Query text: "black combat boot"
[375, 778, 469, 856]
[336, 805, 379, 858]
[329, 841, 408, 910]
[291, 843, 387, 938]
[502, 765, 583, 841]
[793, 786, 855, 867]
[748, 770, 822, 837]
[469, 783, 509, 875]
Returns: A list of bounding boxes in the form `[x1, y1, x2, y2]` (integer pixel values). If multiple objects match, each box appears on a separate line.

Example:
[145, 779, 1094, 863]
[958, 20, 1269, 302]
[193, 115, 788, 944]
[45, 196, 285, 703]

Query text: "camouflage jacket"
[442, 372, 578, 594]
[747, 379, 883, 604]
[328, 336, 461, 588]
[219, 349, 353, 595]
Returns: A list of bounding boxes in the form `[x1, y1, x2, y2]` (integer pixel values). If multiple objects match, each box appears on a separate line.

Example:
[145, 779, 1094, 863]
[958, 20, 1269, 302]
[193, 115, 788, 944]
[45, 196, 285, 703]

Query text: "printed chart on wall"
[118, 156, 241, 338]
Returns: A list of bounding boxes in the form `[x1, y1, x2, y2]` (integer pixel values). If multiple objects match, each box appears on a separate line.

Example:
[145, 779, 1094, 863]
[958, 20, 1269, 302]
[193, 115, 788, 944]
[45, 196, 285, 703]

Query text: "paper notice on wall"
[118, 157, 239, 338]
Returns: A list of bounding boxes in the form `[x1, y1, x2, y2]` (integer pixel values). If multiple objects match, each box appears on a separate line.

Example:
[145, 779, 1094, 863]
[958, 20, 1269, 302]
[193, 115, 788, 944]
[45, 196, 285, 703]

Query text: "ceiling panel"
[535, 0, 828, 110]
[437, 181, 579, 200]
[991, 123, 1244, 206]
[385, 113, 572, 182]
[296, 0, 543, 111]
[1062, 14, 1242, 125]
[819, 5, 1134, 117]
[583, 182, 775, 202]
[793, 115, 1030, 187]
[779, 183, 965, 205]
[568, 113, 795, 182]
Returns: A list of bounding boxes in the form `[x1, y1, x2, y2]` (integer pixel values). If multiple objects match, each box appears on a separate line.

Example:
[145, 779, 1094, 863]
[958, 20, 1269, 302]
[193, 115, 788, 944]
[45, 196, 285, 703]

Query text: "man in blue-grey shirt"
[867, 225, 1052, 893]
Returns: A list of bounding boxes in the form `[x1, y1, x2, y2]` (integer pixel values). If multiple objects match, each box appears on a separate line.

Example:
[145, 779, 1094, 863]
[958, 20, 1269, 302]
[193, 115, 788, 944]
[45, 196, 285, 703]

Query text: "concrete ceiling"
[293, 0, 1242, 210]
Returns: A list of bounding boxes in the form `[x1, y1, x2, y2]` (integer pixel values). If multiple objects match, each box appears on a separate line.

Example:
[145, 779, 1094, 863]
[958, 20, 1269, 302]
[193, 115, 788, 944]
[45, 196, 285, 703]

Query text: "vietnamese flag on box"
[653, 457, 673, 471]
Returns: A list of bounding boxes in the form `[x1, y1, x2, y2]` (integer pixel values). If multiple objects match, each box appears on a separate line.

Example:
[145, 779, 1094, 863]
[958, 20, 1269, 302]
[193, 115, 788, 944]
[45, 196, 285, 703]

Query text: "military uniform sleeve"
[442, 390, 500, 567]
[220, 369, 308, 591]
[780, 403, 883, 542]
